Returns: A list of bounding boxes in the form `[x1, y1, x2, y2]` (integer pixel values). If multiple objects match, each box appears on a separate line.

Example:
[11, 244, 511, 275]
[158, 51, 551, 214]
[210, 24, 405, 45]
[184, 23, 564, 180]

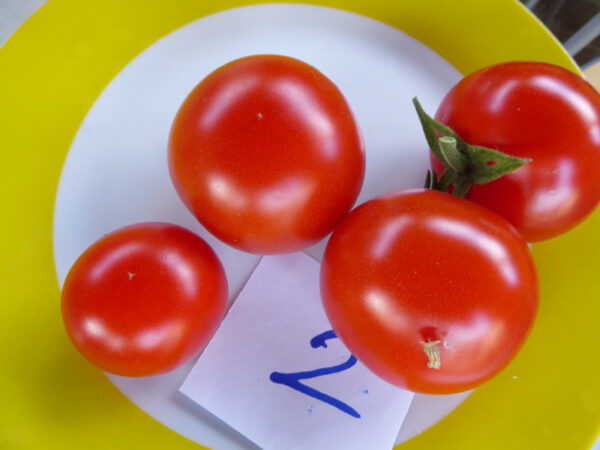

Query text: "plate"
[52, 4, 464, 447]
[2, 0, 599, 449]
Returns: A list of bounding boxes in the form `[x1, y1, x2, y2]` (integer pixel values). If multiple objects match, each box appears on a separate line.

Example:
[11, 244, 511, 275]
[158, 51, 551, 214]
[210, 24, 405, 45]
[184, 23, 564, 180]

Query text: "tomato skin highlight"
[320, 189, 539, 394]
[61, 223, 228, 377]
[432, 61, 600, 242]
[168, 54, 365, 254]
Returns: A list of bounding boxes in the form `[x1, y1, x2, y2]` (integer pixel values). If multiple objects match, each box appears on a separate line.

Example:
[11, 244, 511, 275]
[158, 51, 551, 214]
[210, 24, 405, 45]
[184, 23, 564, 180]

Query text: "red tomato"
[432, 62, 600, 242]
[168, 55, 365, 254]
[320, 189, 539, 394]
[61, 223, 228, 377]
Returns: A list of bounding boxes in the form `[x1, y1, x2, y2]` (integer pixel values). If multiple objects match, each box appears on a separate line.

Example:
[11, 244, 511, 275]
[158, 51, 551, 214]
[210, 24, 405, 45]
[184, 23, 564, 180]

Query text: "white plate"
[53, 4, 470, 448]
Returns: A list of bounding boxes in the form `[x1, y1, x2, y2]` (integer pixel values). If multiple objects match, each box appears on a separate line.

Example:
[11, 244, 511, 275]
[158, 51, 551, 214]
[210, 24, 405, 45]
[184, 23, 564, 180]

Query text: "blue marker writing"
[310, 329, 337, 349]
[269, 330, 360, 418]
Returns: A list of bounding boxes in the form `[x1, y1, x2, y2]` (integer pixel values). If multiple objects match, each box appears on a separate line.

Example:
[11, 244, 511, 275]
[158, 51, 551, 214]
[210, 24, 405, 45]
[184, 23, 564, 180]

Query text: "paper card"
[180, 253, 414, 450]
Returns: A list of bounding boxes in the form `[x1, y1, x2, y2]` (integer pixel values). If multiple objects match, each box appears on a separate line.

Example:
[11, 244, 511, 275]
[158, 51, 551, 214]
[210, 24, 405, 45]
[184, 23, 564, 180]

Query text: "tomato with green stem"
[422, 62, 600, 242]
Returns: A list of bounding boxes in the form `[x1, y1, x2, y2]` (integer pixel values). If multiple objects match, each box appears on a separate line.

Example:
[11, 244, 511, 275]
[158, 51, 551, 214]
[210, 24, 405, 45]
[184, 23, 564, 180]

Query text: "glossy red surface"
[433, 62, 600, 242]
[61, 223, 228, 377]
[169, 55, 365, 254]
[320, 189, 539, 394]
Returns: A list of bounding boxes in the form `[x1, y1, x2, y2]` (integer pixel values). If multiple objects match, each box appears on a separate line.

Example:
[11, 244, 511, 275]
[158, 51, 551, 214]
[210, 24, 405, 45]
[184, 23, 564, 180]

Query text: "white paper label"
[180, 253, 414, 450]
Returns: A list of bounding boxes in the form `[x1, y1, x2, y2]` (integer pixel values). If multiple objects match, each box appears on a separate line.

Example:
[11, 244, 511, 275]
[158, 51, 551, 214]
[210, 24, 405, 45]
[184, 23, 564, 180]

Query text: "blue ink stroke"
[310, 330, 337, 348]
[269, 330, 360, 418]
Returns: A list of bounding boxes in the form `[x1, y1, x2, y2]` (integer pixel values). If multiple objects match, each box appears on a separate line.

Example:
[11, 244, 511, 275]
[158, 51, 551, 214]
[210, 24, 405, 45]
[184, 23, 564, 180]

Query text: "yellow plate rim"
[1, 0, 598, 449]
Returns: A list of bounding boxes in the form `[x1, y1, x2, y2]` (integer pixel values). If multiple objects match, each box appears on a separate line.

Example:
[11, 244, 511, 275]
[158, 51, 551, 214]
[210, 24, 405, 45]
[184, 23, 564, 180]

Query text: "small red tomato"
[432, 61, 600, 242]
[61, 223, 228, 377]
[168, 54, 365, 254]
[320, 189, 539, 394]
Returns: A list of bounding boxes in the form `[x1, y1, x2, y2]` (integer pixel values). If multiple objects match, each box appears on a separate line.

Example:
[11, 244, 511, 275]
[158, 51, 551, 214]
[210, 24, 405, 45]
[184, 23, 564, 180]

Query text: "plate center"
[53, 3, 467, 448]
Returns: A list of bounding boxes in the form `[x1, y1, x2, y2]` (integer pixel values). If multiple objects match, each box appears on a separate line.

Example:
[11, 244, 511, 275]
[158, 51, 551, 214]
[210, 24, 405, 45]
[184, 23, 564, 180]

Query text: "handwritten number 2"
[269, 330, 360, 418]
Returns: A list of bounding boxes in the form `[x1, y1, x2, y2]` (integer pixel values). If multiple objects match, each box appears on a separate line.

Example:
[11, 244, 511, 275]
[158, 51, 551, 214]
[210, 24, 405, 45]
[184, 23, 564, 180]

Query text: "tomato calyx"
[420, 339, 442, 369]
[413, 97, 531, 198]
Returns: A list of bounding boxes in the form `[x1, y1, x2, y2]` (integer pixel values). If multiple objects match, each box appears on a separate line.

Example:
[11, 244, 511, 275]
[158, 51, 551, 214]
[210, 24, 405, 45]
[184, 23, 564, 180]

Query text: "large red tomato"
[61, 223, 228, 377]
[169, 55, 365, 254]
[320, 189, 539, 394]
[432, 62, 600, 242]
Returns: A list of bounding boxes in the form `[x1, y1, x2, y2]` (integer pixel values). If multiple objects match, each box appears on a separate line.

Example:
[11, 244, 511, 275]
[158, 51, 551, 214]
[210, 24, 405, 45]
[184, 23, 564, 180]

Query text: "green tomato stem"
[414, 97, 531, 197]
[436, 168, 457, 192]
[439, 136, 467, 173]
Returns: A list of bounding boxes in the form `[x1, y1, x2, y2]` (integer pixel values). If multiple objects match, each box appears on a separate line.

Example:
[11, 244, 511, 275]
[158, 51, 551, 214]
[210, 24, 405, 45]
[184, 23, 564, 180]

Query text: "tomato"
[432, 62, 600, 242]
[320, 189, 539, 394]
[61, 223, 228, 377]
[168, 55, 365, 254]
